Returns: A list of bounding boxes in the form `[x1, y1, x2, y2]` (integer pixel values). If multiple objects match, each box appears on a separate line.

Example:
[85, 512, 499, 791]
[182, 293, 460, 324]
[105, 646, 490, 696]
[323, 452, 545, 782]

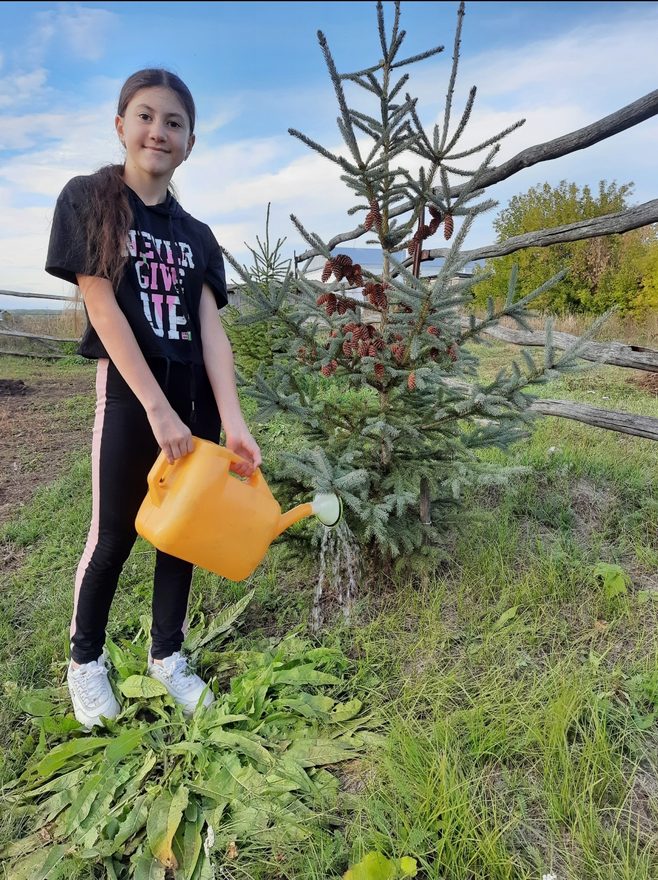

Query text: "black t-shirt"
[45, 174, 228, 364]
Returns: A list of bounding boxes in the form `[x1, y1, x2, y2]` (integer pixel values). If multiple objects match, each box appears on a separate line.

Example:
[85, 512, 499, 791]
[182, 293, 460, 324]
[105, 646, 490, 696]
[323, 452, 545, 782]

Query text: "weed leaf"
[147, 784, 189, 869]
[120, 676, 168, 699]
[186, 589, 255, 653]
[6, 844, 68, 880]
[33, 737, 109, 778]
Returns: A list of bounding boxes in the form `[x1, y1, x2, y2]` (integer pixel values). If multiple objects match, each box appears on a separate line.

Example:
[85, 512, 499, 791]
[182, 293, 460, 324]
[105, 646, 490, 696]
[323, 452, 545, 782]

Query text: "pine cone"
[342, 340, 354, 356]
[325, 297, 337, 317]
[428, 217, 441, 235]
[374, 363, 385, 380]
[444, 214, 454, 240]
[333, 254, 352, 281]
[352, 324, 365, 341]
[372, 337, 385, 352]
[427, 326, 440, 336]
[448, 343, 458, 361]
[337, 300, 347, 316]
[363, 198, 382, 232]
[349, 264, 363, 286]
[364, 282, 379, 306]
[374, 289, 388, 310]
[316, 293, 331, 306]
[428, 205, 442, 221]
[321, 260, 333, 282]
[407, 372, 416, 391]
[368, 344, 378, 357]
[390, 343, 406, 363]
[359, 340, 371, 357]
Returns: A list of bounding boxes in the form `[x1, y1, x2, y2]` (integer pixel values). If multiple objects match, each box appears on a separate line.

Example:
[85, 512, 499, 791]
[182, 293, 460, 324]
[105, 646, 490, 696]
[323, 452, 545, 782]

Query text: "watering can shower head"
[311, 493, 343, 528]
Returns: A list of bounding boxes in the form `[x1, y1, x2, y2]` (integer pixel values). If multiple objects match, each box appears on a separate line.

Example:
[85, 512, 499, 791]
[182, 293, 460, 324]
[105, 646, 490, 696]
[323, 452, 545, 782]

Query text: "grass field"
[0, 330, 657, 879]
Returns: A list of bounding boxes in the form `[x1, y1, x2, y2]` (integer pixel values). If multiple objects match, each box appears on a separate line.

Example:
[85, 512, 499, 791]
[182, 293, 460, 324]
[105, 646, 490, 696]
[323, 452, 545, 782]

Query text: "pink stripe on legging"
[70, 359, 109, 640]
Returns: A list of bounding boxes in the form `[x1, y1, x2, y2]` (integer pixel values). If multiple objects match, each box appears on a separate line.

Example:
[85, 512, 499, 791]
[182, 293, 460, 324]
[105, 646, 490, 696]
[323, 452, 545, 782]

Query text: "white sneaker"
[67, 654, 120, 730]
[147, 651, 214, 716]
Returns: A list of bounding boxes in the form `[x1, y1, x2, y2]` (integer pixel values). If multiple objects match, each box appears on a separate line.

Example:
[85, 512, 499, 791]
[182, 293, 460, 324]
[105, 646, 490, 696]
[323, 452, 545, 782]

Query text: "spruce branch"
[350, 108, 384, 133]
[318, 30, 363, 165]
[389, 72, 410, 102]
[388, 29, 407, 64]
[288, 128, 358, 174]
[367, 72, 383, 95]
[390, 45, 445, 70]
[442, 85, 477, 155]
[289, 215, 332, 259]
[405, 92, 434, 156]
[351, 117, 381, 140]
[446, 117, 525, 161]
[376, 0, 388, 58]
[440, 1, 466, 152]
[342, 72, 383, 95]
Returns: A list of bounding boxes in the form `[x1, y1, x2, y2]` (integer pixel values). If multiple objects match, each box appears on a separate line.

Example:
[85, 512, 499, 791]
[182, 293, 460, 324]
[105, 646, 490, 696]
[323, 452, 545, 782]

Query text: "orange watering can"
[135, 437, 342, 582]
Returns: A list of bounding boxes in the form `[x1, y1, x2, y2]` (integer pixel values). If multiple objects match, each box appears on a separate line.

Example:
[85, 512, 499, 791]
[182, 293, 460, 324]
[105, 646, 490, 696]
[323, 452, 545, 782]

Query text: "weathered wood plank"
[462, 320, 658, 372]
[0, 328, 79, 343]
[0, 289, 77, 303]
[450, 89, 658, 197]
[530, 399, 658, 442]
[0, 348, 69, 359]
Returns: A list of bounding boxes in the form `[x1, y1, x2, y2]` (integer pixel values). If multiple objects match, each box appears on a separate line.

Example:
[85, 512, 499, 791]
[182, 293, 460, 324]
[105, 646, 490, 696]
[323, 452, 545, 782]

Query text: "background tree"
[473, 180, 658, 314]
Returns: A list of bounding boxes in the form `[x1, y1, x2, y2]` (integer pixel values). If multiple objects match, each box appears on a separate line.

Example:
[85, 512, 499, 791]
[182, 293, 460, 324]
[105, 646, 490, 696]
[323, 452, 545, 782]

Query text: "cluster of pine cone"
[313, 322, 459, 386]
[408, 206, 454, 256]
[316, 292, 358, 317]
[321, 253, 363, 286]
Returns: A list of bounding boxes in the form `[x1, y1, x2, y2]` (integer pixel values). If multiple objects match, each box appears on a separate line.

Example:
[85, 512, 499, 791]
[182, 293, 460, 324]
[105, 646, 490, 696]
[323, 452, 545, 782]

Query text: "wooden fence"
[2, 285, 657, 442]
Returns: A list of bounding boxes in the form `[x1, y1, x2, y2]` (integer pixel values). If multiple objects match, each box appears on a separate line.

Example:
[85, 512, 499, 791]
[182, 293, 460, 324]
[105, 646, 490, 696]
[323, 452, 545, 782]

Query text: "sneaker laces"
[72, 661, 110, 706]
[158, 652, 194, 685]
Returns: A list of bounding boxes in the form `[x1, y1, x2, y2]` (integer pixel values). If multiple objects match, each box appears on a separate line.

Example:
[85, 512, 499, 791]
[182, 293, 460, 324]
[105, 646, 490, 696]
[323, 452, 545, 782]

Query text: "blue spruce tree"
[223, 1, 596, 581]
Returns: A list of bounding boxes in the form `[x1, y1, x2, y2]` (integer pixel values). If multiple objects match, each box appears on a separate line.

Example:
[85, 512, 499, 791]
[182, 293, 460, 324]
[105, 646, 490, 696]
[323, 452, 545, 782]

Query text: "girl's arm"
[199, 284, 262, 477]
[77, 274, 193, 464]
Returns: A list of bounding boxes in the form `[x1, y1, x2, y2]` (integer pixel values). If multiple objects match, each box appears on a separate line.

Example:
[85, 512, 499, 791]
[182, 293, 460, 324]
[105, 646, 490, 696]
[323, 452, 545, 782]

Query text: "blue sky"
[1, 1, 657, 307]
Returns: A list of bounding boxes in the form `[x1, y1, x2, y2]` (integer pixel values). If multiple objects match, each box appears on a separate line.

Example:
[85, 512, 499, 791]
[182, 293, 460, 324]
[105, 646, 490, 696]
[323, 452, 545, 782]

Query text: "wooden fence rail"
[2, 287, 657, 441]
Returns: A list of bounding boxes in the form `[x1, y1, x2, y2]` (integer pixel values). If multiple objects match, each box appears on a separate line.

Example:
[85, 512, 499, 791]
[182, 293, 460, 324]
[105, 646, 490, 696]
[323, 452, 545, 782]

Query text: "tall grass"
[1, 342, 658, 878]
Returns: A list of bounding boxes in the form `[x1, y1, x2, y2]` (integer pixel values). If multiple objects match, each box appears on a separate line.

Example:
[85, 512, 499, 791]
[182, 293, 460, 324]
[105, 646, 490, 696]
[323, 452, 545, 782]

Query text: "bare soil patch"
[631, 372, 658, 395]
[0, 366, 95, 528]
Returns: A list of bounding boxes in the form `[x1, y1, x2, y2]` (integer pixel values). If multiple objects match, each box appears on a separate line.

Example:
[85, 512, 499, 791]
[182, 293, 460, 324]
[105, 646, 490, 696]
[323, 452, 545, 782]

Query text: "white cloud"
[0, 69, 49, 111]
[22, 6, 117, 67]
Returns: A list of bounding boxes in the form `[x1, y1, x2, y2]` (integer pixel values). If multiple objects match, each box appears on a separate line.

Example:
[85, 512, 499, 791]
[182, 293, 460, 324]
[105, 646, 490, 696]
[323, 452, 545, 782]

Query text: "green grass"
[1, 346, 658, 879]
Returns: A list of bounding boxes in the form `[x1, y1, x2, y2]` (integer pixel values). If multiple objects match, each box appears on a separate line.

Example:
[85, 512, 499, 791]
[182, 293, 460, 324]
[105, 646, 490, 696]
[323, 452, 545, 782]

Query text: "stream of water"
[312, 518, 360, 632]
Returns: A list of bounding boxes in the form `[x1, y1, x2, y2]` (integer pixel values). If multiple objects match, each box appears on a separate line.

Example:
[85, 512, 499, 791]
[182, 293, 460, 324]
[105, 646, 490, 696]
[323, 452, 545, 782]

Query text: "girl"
[46, 68, 261, 730]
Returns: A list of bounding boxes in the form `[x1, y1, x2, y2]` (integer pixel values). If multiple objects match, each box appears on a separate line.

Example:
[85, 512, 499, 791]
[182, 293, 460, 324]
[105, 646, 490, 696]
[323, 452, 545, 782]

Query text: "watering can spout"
[276, 493, 342, 537]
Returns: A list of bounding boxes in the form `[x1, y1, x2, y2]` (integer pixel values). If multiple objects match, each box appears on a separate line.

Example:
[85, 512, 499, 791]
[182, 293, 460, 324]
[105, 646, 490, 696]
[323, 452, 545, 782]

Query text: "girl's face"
[115, 86, 195, 182]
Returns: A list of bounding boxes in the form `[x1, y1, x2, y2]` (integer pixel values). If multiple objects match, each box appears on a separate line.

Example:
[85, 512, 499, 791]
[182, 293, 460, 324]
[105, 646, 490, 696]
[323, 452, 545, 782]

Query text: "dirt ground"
[0, 369, 96, 529]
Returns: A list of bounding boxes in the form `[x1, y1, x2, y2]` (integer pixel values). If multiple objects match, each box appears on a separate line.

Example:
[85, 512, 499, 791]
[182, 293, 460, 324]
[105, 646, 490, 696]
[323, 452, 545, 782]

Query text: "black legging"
[70, 357, 221, 664]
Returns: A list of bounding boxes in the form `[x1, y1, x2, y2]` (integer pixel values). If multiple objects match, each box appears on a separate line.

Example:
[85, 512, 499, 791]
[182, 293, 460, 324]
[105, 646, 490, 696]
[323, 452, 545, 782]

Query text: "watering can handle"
[147, 454, 172, 507]
[224, 449, 267, 491]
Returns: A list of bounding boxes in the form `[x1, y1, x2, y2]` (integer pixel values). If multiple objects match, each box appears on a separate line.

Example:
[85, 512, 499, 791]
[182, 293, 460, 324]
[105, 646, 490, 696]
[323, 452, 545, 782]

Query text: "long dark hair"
[84, 69, 196, 290]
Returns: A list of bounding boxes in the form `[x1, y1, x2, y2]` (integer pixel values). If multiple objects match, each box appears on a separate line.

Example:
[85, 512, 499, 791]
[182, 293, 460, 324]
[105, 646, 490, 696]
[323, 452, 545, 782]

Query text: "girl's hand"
[146, 402, 194, 464]
[224, 423, 262, 477]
